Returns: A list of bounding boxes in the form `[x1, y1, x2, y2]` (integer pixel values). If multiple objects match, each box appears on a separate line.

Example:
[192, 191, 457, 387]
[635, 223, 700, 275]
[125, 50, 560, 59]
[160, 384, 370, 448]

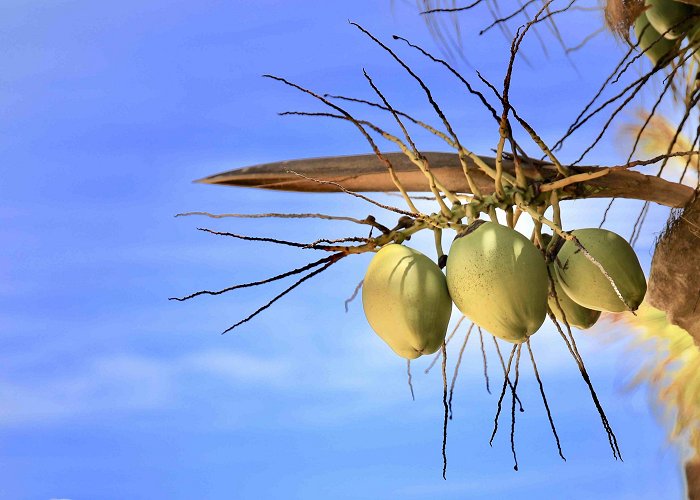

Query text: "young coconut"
[687, 23, 700, 63]
[548, 263, 601, 330]
[634, 11, 679, 66]
[644, 0, 696, 40]
[445, 221, 548, 344]
[553, 228, 647, 313]
[362, 244, 452, 359]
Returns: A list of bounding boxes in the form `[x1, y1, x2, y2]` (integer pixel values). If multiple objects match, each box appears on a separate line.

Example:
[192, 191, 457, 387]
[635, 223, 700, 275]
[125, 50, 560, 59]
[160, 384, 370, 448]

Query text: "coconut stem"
[433, 228, 446, 267]
[488, 206, 499, 223]
[506, 206, 515, 229]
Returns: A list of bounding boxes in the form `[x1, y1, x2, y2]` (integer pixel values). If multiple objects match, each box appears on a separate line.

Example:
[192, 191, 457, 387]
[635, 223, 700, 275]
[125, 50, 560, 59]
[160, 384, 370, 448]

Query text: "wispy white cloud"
[0, 337, 405, 428]
[0, 299, 630, 432]
[0, 355, 173, 425]
[182, 349, 295, 387]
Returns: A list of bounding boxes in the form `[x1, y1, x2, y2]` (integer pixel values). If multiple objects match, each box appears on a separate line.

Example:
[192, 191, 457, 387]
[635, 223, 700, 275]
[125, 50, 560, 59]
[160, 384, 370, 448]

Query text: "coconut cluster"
[633, 0, 700, 66]
[362, 222, 647, 359]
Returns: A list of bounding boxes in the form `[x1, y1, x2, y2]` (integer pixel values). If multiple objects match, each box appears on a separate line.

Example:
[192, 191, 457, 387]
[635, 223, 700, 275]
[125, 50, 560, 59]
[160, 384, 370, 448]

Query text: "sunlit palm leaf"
[621, 110, 699, 185]
[607, 304, 700, 458]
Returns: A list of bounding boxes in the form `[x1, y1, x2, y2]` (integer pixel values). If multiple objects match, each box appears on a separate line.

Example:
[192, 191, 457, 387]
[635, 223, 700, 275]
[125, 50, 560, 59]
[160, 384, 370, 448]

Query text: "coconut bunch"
[172, 8, 700, 471]
[362, 222, 647, 359]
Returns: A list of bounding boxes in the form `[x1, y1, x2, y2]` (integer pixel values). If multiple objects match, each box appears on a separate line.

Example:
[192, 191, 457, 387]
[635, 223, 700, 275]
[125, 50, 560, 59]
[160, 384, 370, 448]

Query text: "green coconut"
[634, 11, 679, 66]
[547, 264, 601, 330]
[687, 22, 700, 63]
[362, 244, 452, 359]
[554, 228, 647, 313]
[644, 0, 696, 39]
[445, 221, 548, 344]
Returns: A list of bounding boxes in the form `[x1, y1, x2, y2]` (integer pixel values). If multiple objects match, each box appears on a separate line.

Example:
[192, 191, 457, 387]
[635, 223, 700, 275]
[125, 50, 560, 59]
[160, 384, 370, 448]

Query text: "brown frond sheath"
[196, 152, 694, 208]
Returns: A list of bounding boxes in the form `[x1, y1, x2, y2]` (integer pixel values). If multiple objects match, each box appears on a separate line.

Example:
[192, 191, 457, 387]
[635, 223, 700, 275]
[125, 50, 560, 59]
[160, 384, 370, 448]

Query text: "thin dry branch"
[490, 344, 517, 446]
[282, 111, 467, 213]
[554, 57, 665, 154]
[170, 254, 338, 302]
[425, 316, 466, 374]
[527, 339, 566, 461]
[510, 345, 522, 471]
[441, 341, 449, 480]
[196, 227, 362, 253]
[493, 335, 525, 411]
[344, 278, 364, 313]
[478, 326, 491, 394]
[421, 0, 484, 15]
[448, 322, 475, 419]
[221, 254, 345, 334]
[565, 26, 605, 54]
[351, 23, 478, 198]
[362, 69, 455, 213]
[287, 170, 420, 218]
[476, 71, 567, 176]
[324, 93, 455, 146]
[479, 0, 539, 36]
[175, 211, 392, 233]
[549, 310, 622, 460]
[560, 45, 698, 163]
[263, 74, 420, 212]
[394, 35, 500, 122]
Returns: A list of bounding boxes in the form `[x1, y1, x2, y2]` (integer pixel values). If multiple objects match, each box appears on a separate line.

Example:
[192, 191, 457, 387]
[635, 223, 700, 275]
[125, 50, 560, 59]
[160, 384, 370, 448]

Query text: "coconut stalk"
[198, 151, 699, 337]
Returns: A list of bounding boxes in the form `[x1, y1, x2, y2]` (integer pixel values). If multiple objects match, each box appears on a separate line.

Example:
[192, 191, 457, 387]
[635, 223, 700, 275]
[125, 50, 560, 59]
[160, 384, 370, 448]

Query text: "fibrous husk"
[554, 228, 647, 313]
[446, 221, 548, 344]
[362, 244, 452, 359]
[605, 0, 647, 40]
[548, 263, 602, 330]
[648, 194, 700, 343]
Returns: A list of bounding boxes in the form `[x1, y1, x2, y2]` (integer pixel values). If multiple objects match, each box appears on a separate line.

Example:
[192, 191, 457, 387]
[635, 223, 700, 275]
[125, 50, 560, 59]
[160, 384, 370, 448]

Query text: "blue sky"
[0, 1, 689, 498]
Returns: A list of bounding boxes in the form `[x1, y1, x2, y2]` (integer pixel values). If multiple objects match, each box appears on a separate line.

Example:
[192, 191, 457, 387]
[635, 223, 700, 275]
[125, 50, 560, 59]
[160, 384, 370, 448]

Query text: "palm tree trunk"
[648, 194, 700, 344]
[686, 457, 700, 499]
